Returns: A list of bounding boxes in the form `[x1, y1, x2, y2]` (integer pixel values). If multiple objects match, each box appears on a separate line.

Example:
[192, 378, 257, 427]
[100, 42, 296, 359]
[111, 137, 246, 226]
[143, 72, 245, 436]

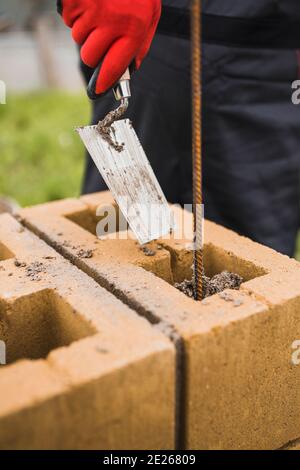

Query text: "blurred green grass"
[0, 91, 90, 207]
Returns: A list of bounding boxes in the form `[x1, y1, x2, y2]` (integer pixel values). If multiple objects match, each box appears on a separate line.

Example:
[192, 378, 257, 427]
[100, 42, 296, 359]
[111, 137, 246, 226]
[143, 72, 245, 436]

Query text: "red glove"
[58, 0, 161, 97]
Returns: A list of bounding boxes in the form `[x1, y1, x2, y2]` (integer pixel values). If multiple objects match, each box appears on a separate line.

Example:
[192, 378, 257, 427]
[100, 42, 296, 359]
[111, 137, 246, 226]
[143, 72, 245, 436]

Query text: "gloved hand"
[58, 0, 161, 97]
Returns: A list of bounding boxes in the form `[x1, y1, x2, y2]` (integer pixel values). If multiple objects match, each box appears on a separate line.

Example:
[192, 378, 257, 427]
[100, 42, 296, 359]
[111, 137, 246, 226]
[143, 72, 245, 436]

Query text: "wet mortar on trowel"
[96, 102, 127, 152]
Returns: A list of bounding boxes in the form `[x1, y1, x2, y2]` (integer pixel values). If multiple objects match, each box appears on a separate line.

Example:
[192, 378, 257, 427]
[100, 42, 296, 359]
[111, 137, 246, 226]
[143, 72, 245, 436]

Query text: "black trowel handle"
[87, 66, 131, 101]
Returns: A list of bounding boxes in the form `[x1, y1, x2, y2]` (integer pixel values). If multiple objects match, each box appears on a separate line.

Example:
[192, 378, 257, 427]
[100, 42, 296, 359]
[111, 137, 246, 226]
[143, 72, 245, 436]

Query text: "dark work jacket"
[164, 0, 300, 18]
[161, 0, 300, 49]
[203, 0, 300, 18]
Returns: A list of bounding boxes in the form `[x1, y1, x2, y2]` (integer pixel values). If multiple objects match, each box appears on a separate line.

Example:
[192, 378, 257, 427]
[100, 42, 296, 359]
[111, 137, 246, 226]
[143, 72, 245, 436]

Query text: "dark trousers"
[80, 34, 300, 257]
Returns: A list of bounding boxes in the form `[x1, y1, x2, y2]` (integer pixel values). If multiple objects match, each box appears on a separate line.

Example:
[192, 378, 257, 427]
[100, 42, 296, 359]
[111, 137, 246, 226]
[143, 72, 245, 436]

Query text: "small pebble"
[140, 246, 156, 256]
[76, 248, 94, 259]
[95, 346, 109, 354]
[14, 260, 26, 268]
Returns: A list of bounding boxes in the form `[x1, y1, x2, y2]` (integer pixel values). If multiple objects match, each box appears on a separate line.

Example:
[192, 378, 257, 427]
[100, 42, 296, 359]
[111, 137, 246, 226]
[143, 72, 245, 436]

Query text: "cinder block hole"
[0, 242, 14, 262]
[0, 289, 96, 365]
[203, 243, 268, 281]
[165, 242, 267, 286]
[66, 205, 127, 237]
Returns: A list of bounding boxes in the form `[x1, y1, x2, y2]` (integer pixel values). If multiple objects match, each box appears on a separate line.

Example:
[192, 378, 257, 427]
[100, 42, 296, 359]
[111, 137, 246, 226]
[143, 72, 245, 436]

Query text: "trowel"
[76, 68, 174, 245]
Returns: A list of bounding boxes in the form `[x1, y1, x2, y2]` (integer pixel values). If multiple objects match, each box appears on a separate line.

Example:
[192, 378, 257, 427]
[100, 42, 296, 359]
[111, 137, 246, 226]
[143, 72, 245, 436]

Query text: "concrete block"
[19, 197, 174, 284]
[17, 191, 300, 449]
[0, 214, 175, 450]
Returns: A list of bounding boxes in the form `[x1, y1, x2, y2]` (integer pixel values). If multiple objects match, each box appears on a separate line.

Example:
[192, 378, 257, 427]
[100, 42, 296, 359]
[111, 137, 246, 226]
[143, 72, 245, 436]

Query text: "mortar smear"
[175, 271, 243, 299]
[96, 101, 127, 152]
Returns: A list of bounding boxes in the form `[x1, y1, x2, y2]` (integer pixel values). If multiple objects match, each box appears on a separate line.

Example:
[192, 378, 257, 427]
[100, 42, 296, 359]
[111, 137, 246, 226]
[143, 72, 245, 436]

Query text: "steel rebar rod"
[191, 0, 203, 300]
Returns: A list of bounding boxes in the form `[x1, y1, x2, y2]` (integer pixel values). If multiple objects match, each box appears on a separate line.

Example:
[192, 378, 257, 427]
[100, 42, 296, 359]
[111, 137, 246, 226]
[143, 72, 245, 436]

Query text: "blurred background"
[0, 1, 299, 259]
[0, 0, 89, 208]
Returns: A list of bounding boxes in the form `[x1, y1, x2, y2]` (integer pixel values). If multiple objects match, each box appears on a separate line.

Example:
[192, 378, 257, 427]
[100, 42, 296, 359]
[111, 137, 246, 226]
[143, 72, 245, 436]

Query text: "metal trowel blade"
[76, 119, 174, 245]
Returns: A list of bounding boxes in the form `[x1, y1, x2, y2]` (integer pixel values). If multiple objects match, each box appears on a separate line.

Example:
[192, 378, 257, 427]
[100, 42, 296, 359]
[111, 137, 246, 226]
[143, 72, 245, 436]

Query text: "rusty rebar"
[191, 0, 203, 300]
